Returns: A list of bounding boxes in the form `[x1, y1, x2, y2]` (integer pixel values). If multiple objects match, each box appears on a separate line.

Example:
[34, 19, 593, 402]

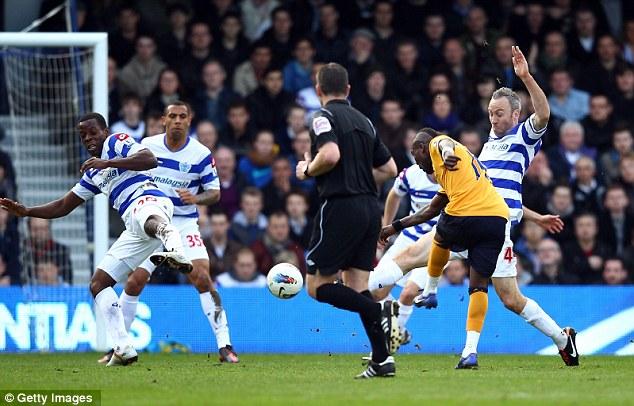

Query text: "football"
[267, 263, 303, 299]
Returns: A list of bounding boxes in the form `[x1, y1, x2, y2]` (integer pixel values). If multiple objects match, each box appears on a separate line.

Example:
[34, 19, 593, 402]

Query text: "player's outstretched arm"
[176, 188, 220, 205]
[80, 149, 158, 174]
[382, 188, 401, 227]
[522, 205, 564, 234]
[379, 193, 448, 243]
[0, 191, 84, 219]
[512, 46, 550, 130]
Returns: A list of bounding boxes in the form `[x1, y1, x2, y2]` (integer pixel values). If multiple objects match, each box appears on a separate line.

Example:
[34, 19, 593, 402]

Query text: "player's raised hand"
[0, 198, 28, 217]
[512, 46, 530, 79]
[536, 214, 564, 234]
[176, 188, 198, 205]
[296, 151, 312, 180]
[378, 225, 396, 245]
[80, 157, 109, 173]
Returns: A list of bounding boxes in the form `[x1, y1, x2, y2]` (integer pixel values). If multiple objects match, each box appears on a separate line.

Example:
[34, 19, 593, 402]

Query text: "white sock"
[423, 276, 440, 295]
[462, 330, 480, 358]
[369, 257, 404, 291]
[95, 287, 130, 349]
[199, 292, 231, 349]
[397, 301, 413, 330]
[520, 298, 568, 350]
[119, 291, 139, 332]
[156, 222, 184, 252]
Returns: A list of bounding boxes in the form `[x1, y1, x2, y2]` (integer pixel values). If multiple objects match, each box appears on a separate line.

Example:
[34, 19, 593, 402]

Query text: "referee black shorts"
[436, 213, 507, 278]
[306, 194, 380, 276]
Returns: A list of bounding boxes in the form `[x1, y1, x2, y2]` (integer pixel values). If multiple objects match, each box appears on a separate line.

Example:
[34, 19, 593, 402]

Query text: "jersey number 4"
[503, 247, 514, 263]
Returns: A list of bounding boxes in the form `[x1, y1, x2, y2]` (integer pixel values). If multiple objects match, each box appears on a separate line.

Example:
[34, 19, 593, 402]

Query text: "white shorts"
[139, 216, 209, 273]
[449, 221, 516, 278]
[97, 195, 174, 283]
[377, 233, 429, 289]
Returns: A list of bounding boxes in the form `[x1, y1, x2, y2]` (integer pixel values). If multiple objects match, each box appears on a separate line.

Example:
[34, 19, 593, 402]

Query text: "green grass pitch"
[0, 353, 633, 405]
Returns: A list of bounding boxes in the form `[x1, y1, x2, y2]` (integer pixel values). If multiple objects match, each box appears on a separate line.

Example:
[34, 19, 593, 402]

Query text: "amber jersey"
[429, 135, 508, 219]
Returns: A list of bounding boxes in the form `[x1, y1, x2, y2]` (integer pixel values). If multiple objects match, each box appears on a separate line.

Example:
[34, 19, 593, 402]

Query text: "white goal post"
[0, 32, 109, 280]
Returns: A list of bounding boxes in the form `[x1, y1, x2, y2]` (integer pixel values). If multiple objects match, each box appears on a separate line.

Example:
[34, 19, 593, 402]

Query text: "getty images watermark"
[0, 391, 100, 406]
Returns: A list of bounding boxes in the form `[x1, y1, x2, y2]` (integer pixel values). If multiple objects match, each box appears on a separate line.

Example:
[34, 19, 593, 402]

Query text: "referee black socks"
[315, 283, 381, 319]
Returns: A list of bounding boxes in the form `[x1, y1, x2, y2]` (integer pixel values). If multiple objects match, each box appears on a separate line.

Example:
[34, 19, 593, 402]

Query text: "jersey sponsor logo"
[483, 143, 510, 152]
[94, 168, 118, 189]
[312, 116, 332, 135]
[179, 162, 192, 173]
[152, 175, 190, 188]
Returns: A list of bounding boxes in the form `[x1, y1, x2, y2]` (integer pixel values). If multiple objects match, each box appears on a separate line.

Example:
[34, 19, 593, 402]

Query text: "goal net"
[0, 34, 108, 285]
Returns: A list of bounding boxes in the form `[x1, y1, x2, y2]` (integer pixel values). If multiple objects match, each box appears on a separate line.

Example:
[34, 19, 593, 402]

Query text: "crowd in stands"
[1, 0, 634, 287]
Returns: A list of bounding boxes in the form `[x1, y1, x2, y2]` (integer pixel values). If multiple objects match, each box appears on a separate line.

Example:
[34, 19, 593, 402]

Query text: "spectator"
[537, 30, 580, 81]
[213, 146, 246, 219]
[286, 190, 312, 249]
[178, 21, 214, 95]
[262, 156, 294, 215]
[419, 14, 446, 69]
[314, 3, 349, 66]
[370, 0, 401, 68]
[216, 247, 267, 287]
[515, 253, 534, 286]
[602, 257, 630, 285]
[194, 120, 219, 152]
[481, 36, 518, 89]
[567, 8, 600, 65]
[241, 0, 279, 41]
[532, 238, 578, 284]
[571, 156, 605, 214]
[0, 208, 20, 284]
[287, 129, 316, 195]
[523, 150, 555, 214]
[194, 60, 238, 132]
[547, 121, 596, 183]
[618, 153, 634, 213]
[581, 94, 616, 153]
[458, 127, 483, 156]
[427, 71, 452, 97]
[247, 66, 295, 131]
[23, 218, 72, 284]
[194, 0, 240, 33]
[144, 111, 164, 138]
[515, 220, 546, 274]
[461, 75, 496, 132]
[623, 229, 634, 272]
[351, 68, 391, 125]
[461, 6, 500, 74]
[442, 38, 472, 112]
[613, 64, 634, 126]
[376, 99, 412, 171]
[213, 12, 250, 82]
[145, 68, 186, 116]
[578, 34, 622, 96]
[390, 39, 427, 120]
[623, 19, 634, 64]
[508, 1, 552, 57]
[562, 212, 613, 283]
[158, 3, 191, 67]
[219, 100, 255, 157]
[251, 211, 306, 277]
[233, 42, 273, 97]
[346, 28, 379, 97]
[110, 93, 146, 142]
[119, 35, 166, 101]
[547, 68, 590, 122]
[545, 184, 575, 244]
[0, 254, 9, 286]
[440, 259, 469, 287]
[599, 184, 634, 256]
[600, 125, 634, 184]
[108, 57, 122, 125]
[230, 187, 268, 246]
[35, 260, 61, 286]
[283, 37, 315, 95]
[260, 6, 296, 64]
[296, 62, 324, 121]
[205, 211, 243, 279]
[275, 104, 306, 155]
[421, 92, 462, 137]
[238, 130, 277, 188]
[108, 5, 141, 67]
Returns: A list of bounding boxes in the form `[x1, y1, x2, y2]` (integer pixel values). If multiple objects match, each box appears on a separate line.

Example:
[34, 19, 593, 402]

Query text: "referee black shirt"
[309, 99, 392, 199]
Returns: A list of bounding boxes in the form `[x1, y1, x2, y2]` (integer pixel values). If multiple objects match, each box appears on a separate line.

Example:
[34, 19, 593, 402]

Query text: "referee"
[295, 63, 399, 378]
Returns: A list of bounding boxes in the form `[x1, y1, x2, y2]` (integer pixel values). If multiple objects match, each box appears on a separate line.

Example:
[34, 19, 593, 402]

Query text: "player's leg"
[457, 268, 489, 369]
[396, 266, 428, 343]
[187, 259, 238, 363]
[492, 276, 578, 366]
[415, 232, 450, 308]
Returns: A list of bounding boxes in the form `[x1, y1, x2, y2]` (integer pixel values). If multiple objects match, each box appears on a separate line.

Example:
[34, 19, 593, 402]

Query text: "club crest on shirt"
[179, 162, 191, 173]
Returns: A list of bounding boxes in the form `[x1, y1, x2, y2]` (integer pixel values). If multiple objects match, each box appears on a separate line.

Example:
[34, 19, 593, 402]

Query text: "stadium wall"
[0, 286, 633, 355]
